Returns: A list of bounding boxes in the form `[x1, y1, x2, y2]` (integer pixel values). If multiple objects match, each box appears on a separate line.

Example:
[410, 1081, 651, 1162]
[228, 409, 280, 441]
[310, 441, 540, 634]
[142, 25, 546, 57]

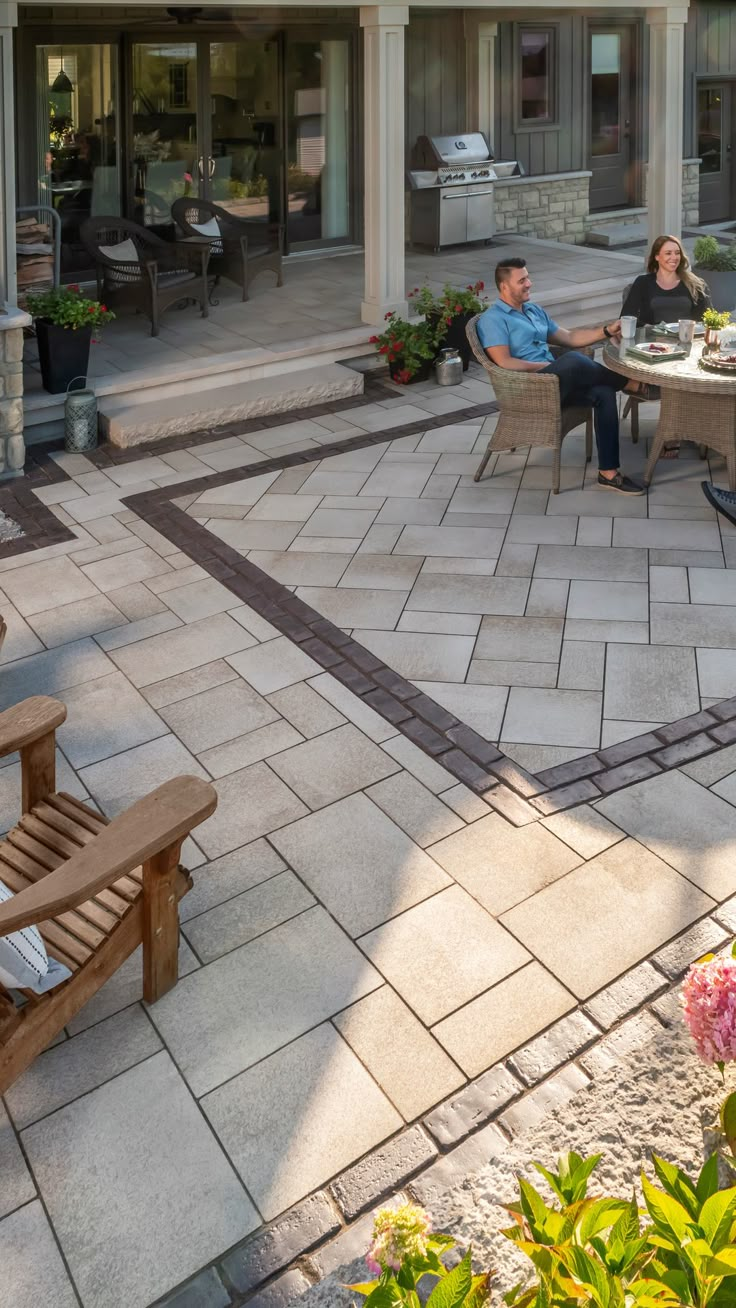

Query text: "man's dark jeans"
[540, 350, 628, 472]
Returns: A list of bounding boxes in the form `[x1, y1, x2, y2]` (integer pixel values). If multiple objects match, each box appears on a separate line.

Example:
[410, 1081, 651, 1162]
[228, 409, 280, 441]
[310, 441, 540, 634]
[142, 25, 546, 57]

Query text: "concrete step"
[538, 277, 629, 328]
[98, 362, 364, 447]
[585, 221, 648, 248]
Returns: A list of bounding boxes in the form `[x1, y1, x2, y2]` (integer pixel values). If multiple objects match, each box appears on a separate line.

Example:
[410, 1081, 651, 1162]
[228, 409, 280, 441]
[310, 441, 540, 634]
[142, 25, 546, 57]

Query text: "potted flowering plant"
[411, 280, 489, 370]
[369, 312, 437, 385]
[25, 285, 114, 395]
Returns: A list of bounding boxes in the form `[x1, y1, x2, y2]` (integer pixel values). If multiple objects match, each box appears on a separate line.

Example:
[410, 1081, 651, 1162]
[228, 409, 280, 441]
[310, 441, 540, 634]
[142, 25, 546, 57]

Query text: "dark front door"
[698, 83, 734, 224]
[589, 26, 634, 211]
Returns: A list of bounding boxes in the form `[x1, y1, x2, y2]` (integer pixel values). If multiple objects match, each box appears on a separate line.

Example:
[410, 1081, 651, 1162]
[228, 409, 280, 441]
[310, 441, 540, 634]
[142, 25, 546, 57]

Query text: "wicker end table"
[603, 336, 736, 489]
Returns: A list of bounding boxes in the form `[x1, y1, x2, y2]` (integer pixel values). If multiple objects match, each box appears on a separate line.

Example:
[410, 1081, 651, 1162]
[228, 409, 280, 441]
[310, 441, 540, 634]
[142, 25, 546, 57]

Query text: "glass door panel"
[36, 43, 120, 278]
[698, 84, 733, 223]
[588, 27, 633, 210]
[285, 39, 350, 247]
[208, 40, 281, 225]
[131, 41, 199, 227]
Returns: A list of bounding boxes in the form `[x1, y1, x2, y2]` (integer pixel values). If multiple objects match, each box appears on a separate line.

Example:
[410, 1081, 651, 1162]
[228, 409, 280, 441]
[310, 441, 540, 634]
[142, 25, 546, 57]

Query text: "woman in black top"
[621, 234, 711, 326]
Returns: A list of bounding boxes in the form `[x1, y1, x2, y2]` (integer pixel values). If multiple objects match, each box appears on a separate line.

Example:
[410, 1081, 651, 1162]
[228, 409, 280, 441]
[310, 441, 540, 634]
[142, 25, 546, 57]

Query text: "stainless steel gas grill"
[407, 133, 523, 252]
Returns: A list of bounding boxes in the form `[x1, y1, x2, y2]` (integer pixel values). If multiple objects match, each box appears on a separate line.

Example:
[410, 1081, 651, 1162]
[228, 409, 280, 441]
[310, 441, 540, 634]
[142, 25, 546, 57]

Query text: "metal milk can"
[64, 377, 98, 452]
[435, 347, 463, 386]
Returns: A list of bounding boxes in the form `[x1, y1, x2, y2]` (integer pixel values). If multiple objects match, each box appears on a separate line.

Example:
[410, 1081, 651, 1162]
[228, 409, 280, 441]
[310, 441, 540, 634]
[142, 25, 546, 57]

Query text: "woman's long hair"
[647, 234, 706, 301]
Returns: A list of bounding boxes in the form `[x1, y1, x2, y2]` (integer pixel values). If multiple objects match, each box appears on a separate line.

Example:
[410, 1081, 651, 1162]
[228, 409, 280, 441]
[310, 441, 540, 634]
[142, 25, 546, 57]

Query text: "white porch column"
[360, 5, 408, 327]
[0, 1, 17, 307]
[646, 5, 688, 246]
[464, 17, 498, 147]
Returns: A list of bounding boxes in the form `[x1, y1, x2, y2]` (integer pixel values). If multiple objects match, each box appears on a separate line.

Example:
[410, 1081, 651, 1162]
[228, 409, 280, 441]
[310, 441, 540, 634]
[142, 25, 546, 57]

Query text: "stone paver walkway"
[3, 364, 736, 1307]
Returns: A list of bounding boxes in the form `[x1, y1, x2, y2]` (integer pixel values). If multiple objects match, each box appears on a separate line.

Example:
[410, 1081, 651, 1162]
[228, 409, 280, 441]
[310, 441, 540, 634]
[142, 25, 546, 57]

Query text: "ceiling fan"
[141, 7, 231, 24]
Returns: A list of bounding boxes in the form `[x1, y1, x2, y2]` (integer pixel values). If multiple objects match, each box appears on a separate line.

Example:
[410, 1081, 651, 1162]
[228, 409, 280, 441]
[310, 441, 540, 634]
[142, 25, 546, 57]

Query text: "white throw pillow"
[99, 237, 139, 265]
[191, 217, 221, 239]
[0, 878, 72, 994]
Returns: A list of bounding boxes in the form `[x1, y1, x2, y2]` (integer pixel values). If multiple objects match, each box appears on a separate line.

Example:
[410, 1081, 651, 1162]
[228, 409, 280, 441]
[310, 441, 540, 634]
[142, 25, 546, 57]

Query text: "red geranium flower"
[455, 304, 462, 313]
[369, 335, 379, 344]
[100, 304, 107, 312]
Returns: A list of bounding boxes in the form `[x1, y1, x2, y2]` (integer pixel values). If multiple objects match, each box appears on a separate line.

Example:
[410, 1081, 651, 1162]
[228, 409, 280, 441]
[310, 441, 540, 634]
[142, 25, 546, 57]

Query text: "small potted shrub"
[411, 281, 489, 370]
[369, 312, 437, 384]
[693, 234, 736, 315]
[25, 286, 114, 395]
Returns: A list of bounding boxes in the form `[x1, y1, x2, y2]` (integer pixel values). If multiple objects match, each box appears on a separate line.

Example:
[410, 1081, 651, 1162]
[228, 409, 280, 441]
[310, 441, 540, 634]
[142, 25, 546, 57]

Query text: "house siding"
[405, 10, 466, 155]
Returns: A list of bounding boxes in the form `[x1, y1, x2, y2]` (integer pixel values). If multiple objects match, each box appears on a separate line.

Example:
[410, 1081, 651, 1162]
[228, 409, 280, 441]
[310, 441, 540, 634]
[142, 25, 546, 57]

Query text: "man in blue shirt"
[477, 256, 645, 494]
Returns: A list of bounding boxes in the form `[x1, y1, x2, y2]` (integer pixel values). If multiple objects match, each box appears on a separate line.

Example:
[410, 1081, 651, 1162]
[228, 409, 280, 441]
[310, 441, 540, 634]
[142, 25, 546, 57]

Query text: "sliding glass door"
[131, 41, 199, 226]
[285, 38, 351, 247]
[208, 39, 280, 228]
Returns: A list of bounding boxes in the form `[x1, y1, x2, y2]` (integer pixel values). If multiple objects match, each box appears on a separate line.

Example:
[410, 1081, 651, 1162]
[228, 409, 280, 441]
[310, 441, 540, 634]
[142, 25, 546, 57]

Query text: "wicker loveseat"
[81, 216, 211, 336]
[466, 314, 593, 494]
[171, 198, 283, 301]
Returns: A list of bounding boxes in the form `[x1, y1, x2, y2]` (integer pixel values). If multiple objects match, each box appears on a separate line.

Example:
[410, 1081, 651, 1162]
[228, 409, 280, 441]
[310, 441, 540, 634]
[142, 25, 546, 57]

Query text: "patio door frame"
[696, 78, 736, 225]
[586, 16, 643, 212]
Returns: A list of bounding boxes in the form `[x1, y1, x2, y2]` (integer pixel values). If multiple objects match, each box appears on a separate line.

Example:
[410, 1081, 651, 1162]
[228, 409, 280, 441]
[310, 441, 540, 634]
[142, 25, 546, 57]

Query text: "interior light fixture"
[52, 56, 73, 93]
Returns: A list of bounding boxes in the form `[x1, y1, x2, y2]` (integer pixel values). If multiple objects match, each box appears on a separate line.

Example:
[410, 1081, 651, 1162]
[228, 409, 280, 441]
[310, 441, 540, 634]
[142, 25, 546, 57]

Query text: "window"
[519, 28, 555, 123]
[698, 86, 723, 175]
[168, 62, 189, 109]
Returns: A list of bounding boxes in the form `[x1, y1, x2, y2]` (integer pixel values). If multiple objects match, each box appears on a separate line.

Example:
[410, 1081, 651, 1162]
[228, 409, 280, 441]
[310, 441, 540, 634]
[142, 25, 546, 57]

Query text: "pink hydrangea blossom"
[366, 1203, 431, 1275]
[682, 955, 736, 1066]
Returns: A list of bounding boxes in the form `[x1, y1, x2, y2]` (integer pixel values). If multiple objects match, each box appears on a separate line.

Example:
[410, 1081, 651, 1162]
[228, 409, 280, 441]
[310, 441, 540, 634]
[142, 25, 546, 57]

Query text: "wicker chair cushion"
[0, 878, 72, 993]
[100, 238, 143, 284]
[191, 217, 220, 238]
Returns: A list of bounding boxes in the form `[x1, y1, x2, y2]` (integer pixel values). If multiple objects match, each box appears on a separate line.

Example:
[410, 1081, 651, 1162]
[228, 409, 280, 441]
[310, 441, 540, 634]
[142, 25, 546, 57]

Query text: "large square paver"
[0, 1202, 79, 1308]
[149, 907, 381, 1095]
[1, 555, 98, 616]
[500, 838, 713, 999]
[359, 884, 530, 1024]
[428, 815, 582, 915]
[227, 636, 322, 693]
[352, 629, 475, 681]
[334, 985, 463, 1120]
[502, 687, 602, 747]
[596, 771, 736, 901]
[179, 838, 286, 922]
[0, 1101, 34, 1219]
[203, 1023, 401, 1220]
[0, 637, 112, 711]
[56, 672, 166, 768]
[158, 680, 279, 753]
[194, 762, 308, 857]
[604, 644, 700, 722]
[270, 792, 450, 935]
[79, 734, 207, 817]
[109, 613, 256, 687]
[182, 871, 315, 962]
[267, 724, 399, 809]
[433, 961, 576, 1078]
[22, 1052, 258, 1308]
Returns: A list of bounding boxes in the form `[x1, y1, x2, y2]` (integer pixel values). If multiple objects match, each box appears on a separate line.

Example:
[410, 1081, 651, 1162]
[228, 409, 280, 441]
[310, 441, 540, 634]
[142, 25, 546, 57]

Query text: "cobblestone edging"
[153, 906, 736, 1307]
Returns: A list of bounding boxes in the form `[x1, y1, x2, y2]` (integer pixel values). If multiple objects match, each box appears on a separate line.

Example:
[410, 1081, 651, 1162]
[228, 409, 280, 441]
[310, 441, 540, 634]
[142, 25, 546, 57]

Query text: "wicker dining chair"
[81, 216, 211, 337]
[171, 198, 284, 302]
[466, 314, 593, 494]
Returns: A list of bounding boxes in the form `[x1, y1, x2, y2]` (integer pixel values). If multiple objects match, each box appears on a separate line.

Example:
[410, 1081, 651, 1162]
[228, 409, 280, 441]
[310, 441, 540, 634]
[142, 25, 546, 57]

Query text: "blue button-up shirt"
[476, 299, 560, 363]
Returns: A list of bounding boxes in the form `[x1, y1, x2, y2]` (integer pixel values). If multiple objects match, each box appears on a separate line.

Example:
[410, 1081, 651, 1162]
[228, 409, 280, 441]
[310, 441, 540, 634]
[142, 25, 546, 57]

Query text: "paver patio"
[5, 257, 736, 1304]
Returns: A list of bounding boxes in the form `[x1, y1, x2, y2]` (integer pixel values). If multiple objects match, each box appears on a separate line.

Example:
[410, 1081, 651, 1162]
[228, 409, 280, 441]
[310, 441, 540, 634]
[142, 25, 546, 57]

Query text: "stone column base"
[0, 305, 31, 479]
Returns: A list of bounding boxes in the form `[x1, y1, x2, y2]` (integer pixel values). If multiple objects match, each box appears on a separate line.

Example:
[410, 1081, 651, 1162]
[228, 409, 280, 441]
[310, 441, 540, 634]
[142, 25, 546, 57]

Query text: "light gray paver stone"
[331, 1126, 437, 1221]
[109, 612, 256, 687]
[500, 838, 714, 999]
[0, 1100, 35, 1220]
[158, 680, 279, 752]
[411, 680, 509, 739]
[266, 682, 346, 738]
[67, 937, 199, 1035]
[295, 586, 408, 629]
[502, 687, 602, 748]
[5, 1005, 162, 1130]
[557, 640, 606, 691]
[0, 1202, 79, 1308]
[696, 648, 736, 700]
[597, 771, 736, 901]
[195, 761, 309, 858]
[198, 721, 305, 777]
[162, 577, 243, 622]
[604, 644, 700, 721]
[432, 961, 576, 1078]
[308, 672, 398, 743]
[568, 580, 648, 621]
[333, 985, 463, 1120]
[80, 544, 172, 593]
[406, 573, 529, 616]
[352, 629, 475, 681]
[475, 615, 563, 663]
[79, 734, 208, 817]
[267, 723, 400, 810]
[534, 545, 647, 582]
[149, 906, 381, 1096]
[56, 671, 166, 767]
[339, 553, 423, 589]
[428, 814, 581, 915]
[584, 962, 667, 1029]
[365, 771, 464, 846]
[27, 593, 127, 647]
[540, 804, 624, 860]
[380, 733, 457, 792]
[202, 1023, 401, 1220]
[227, 636, 322, 694]
[359, 885, 531, 1026]
[22, 1052, 258, 1308]
[0, 636, 112, 710]
[651, 602, 736, 649]
[269, 792, 450, 937]
[182, 871, 315, 963]
[179, 839, 286, 922]
[0, 554, 98, 614]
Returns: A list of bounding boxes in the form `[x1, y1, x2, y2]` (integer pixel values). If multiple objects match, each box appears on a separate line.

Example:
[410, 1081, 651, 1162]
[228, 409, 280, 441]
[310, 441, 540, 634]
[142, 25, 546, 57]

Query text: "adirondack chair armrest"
[0, 696, 67, 759]
[0, 775, 217, 934]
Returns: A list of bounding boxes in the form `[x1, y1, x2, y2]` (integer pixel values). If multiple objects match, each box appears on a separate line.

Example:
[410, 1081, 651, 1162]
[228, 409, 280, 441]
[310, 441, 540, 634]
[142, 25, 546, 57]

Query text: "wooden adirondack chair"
[0, 695, 217, 1093]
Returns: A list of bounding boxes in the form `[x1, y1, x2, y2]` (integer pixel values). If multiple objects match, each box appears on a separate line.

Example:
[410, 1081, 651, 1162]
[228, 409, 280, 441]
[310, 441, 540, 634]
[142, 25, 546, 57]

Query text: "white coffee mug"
[620, 316, 637, 338]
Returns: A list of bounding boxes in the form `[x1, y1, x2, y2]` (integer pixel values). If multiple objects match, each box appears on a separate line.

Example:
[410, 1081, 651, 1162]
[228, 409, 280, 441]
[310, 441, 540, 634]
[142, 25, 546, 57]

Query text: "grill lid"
[419, 132, 494, 167]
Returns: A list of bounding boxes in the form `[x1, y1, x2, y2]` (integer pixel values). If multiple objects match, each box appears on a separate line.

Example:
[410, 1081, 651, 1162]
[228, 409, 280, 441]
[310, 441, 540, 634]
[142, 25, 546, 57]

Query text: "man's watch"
[602, 323, 613, 339]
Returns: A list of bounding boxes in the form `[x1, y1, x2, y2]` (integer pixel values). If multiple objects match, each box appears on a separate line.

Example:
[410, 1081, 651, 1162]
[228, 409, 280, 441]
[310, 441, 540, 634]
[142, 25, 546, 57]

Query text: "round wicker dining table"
[603, 334, 736, 489]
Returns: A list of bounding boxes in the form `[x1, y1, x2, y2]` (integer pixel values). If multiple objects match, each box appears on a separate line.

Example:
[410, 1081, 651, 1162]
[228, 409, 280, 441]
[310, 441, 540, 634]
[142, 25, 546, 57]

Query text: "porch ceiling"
[15, 0, 689, 11]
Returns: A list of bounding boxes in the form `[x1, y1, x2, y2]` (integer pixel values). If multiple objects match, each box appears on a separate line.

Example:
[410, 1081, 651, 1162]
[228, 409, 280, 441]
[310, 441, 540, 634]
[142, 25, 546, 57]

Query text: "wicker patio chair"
[0, 694, 217, 1092]
[466, 314, 593, 494]
[171, 198, 284, 301]
[80, 216, 211, 337]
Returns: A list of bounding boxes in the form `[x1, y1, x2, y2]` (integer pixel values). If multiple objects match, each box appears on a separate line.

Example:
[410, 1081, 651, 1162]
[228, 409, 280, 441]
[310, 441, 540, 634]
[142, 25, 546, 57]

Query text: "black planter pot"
[35, 319, 92, 396]
[389, 357, 434, 384]
[430, 309, 474, 371]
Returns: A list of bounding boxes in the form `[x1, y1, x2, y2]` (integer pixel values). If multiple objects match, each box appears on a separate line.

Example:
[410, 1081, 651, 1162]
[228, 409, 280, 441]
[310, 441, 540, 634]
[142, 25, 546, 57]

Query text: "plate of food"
[626, 341, 687, 363]
[656, 321, 705, 337]
[699, 352, 736, 372]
